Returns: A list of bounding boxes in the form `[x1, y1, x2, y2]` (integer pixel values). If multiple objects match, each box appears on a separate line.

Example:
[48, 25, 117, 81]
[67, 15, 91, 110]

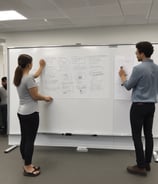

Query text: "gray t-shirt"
[0, 86, 7, 105]
[17, 74, 38, 115]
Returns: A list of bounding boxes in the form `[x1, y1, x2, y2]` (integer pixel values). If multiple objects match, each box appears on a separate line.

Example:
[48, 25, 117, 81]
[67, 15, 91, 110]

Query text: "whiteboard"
[8, 45, 158, 136]
[8, 46, 114, 135]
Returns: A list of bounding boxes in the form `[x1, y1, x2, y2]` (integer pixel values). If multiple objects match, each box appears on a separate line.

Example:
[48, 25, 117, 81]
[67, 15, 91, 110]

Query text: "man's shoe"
[127, 165, 147, 176]
[145, 164, 151, 171]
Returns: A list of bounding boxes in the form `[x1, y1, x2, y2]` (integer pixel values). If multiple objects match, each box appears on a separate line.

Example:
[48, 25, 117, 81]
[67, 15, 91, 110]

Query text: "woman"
[13, 54, 52, 176]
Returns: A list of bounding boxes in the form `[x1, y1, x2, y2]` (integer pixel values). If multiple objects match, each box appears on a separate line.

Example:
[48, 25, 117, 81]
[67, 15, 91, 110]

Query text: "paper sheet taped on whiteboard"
[114, 45, 138, 100]
[40, 55, 111, 98]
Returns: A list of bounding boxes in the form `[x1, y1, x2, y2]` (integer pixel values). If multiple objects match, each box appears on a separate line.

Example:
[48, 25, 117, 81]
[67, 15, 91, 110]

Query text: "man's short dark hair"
[1, 77, 7, 82]
[136, 41, 154, 57]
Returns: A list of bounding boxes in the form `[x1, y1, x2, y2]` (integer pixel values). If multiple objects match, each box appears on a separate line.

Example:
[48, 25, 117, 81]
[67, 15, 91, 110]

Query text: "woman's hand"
[34, 59, 46, 78]
[39, 59, 46, 68]
[44, 96, 53, 102]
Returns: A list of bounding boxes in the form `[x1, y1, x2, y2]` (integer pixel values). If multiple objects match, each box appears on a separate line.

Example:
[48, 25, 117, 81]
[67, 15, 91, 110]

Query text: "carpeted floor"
[0, 135, 158, 184]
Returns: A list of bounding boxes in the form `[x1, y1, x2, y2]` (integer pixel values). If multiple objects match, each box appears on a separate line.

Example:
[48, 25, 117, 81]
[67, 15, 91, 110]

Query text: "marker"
[65, 133, 72, 136]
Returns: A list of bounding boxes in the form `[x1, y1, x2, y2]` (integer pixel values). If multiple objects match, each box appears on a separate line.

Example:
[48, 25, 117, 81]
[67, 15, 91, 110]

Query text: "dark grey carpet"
[0, 135, 158, 184]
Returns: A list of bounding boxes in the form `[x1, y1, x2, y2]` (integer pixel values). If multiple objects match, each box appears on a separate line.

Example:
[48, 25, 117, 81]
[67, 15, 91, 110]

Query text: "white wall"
[2, 24, 158, 150]
[0, 38, 7, 77]
[0, 46, 3, 77]
[2, 24, 158, 47]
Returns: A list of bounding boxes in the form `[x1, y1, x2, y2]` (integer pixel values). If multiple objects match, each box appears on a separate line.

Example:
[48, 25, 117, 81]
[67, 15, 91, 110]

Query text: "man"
[0, 76, 7, 134]
[119, 41, 158, 176]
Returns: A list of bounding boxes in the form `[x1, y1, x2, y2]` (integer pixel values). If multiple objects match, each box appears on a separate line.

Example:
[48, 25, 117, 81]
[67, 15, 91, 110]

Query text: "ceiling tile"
[86, 0, 117, 6]
[46, 18, 74, 26]
[0, 0, 27, 10]
[63, 4, 122, 18]
[120, 1, 151, 16]
[18, 9, 66, 19]
[119, 0, 151, 3]
[70, 16, 124, 27]
[149, 0, 158, 19]
[124, 15, 148, 25]
[21, 0, 57, 10]
[53, 0, 87, 9]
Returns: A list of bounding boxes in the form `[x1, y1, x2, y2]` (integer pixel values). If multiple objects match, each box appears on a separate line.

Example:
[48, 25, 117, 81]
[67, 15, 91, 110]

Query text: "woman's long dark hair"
[13, 54, 32, 86]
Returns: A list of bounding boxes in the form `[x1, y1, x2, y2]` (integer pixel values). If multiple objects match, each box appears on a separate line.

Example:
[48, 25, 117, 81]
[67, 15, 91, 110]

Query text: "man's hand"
[119, 66, 127, 84]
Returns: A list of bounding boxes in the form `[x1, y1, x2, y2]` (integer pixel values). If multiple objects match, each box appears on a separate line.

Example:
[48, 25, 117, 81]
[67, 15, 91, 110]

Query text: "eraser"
[76, 146, 88, 152]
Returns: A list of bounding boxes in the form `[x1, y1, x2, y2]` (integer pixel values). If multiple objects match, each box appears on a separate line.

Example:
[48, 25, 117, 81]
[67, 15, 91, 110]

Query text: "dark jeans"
[130, 102, 155, 168]
[0, 104, 7, 134]
[17, 112, 39, 165]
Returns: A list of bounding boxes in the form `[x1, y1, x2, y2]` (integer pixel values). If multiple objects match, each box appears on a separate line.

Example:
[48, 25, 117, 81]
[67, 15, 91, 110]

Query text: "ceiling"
[0, 0, 158, 33]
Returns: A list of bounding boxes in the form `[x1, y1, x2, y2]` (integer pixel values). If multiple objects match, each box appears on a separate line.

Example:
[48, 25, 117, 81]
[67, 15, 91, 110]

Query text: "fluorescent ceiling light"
[0, 10, 27, 21]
